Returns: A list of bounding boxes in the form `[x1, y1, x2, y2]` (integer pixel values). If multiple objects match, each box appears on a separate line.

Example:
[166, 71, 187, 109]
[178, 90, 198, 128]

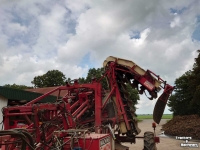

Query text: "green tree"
[66, 77, 72, 83]
[31, 70, 66, 88]
[168, 50, 200, 115]
[188, 50, 200, 114]
[78, 77, 86, 84]
[126, 83, 140, 109]
[76, 68, 107, 89]
[85, 68, 108, 90]
[3, 84, 33, 90]
[167, 71, 193, 115]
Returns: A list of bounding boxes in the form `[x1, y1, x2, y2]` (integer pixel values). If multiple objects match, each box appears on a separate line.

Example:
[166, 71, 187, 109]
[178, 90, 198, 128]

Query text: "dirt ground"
[123, 119, 200, 150]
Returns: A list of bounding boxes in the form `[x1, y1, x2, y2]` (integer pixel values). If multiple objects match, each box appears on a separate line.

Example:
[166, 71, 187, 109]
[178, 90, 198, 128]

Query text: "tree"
[126, 83, 140, 109]
[85, 68, 108, 90]
[76, 68, 108, 89]
[66, 77, 72, 83]
[188, 50, 200, 114]
[168, 50, 200, 115]
[3, 84, 33, 90]
[31, 70, 66, 88]
[167, 71, 193, 115]
[78, 77, 86, 84]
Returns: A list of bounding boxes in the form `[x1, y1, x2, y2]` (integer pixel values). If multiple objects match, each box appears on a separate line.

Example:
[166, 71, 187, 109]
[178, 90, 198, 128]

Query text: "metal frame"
[1, 59, 173, 150]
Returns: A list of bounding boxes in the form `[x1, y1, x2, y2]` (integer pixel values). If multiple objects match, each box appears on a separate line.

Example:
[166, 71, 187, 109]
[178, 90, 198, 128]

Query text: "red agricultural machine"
[0, 56, 173, 150]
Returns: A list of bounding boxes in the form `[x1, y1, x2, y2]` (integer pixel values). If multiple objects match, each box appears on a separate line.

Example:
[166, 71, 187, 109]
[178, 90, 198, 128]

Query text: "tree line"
[3, 68, 140, 107]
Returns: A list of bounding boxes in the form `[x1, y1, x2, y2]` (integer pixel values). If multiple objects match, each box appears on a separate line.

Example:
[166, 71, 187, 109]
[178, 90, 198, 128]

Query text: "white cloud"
[170, 16, 181, 28]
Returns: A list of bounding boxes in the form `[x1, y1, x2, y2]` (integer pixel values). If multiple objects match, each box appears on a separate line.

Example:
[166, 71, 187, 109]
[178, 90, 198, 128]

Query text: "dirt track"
[123, 119, 200, 150]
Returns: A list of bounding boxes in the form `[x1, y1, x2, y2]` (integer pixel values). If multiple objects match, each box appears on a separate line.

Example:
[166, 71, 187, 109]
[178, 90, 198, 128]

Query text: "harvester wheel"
[144, 131, 157, 150]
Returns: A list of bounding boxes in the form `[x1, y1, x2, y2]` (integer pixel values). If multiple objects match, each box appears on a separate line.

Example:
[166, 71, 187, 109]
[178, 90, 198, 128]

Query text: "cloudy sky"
[0, 0, 200, 114]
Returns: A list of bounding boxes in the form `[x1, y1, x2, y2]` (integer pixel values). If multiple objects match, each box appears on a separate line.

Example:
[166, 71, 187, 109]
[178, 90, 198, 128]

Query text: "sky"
[0, 0, 200, 114]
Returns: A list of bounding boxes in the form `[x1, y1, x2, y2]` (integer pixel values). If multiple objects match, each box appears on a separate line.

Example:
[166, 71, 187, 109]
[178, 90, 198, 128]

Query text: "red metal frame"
[1, 60, 173, 150]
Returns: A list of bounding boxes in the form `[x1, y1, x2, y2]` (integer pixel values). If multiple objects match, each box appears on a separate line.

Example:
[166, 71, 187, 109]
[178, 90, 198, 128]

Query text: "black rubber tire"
[144, 131, 157, 150]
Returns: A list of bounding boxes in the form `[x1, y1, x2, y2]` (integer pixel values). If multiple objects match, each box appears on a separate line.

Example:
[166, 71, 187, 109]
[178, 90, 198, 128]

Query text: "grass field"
[137, 114, 173, 119]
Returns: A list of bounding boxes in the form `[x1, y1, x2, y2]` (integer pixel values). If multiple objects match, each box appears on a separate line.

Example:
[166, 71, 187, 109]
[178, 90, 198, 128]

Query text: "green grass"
[138, 119, 143, 122]
[137, 114, 173, 119]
